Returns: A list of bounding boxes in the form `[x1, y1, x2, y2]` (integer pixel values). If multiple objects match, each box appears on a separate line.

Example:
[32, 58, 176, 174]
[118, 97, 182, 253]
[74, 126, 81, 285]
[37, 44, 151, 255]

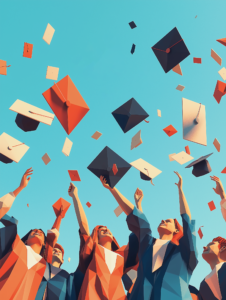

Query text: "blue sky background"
[1, 0, 226, 290]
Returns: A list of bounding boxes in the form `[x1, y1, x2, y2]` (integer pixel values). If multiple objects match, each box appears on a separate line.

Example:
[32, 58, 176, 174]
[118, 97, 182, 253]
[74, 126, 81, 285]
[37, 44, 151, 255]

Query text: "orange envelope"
[23, 43, 33, 59]
[42, 75, 90, 135]
[208, 201, 216, 211]
[163, 125, 178, 137]
[213, 80, 226, 104]
[53, 198, 71, 218]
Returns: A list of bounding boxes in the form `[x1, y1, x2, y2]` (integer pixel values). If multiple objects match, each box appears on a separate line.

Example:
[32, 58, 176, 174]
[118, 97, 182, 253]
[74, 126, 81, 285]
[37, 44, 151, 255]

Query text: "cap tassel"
[144, 168, 155, 185]
[0, 65, 11, 68]
[144, 119, 149, 123]
[8, 143, 25, 150]
[194, 103, 202, 124]
[29, 111, 54, 119]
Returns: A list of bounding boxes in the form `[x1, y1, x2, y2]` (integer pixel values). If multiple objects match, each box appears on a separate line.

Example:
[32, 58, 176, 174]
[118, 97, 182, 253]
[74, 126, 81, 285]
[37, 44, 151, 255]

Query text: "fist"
[134, 188, 143, 206]
[68, 183, 78, 197]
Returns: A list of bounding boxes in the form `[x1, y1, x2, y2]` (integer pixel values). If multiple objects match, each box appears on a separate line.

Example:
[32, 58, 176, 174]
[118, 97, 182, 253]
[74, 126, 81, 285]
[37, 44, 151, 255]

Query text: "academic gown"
[126, 207, 198, 300]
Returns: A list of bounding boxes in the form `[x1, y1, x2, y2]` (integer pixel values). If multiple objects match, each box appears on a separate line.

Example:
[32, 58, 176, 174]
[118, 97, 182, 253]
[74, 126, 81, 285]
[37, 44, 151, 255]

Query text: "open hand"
[210, 175, 226, 200]
[134, 188, 143, 207]
[174, 171, 183, 189]
[100, 176, 113, 191]
[20, 168, 33, 189]
[68, 183, 78, 197]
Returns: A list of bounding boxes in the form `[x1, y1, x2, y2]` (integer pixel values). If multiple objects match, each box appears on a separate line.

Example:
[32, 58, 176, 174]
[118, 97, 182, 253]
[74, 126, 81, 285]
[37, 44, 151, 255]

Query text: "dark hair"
[21, 229, 46, 255]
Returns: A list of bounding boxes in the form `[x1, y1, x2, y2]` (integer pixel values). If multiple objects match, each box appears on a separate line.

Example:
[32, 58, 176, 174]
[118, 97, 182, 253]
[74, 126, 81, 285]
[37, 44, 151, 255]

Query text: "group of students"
[0, 168, 226, 300]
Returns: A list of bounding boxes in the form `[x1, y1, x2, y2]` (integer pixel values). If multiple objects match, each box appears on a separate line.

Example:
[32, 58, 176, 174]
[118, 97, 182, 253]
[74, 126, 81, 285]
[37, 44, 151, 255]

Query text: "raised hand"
[134, 188, 143, 208]
[68, 183, 78, 198]
[210, 175, 226, 200]
[100, 176, 113, 191]
[174, 171, 183, 189]
[20, 168, 33, 189]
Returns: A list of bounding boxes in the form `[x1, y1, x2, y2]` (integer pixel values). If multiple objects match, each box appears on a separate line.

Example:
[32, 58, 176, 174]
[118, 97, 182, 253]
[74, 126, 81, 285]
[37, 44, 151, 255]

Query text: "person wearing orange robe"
[67, 182, 139, 300]
[0, 168, 62, 300]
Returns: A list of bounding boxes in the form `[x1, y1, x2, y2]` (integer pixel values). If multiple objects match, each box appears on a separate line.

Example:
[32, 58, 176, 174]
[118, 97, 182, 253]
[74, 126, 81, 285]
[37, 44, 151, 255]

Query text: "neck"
[99, 240, 112, 250]
[159, 232, 173, 241]
[208, 257, 224, 270]
[28, 243, 42, 255]
[52, 261, 61, 268]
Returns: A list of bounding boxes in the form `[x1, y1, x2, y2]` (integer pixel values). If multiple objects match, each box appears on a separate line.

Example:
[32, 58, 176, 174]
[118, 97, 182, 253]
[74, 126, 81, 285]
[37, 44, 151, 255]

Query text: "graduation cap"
[42, 75, 90, 135]
[9, 100, 54, 132]
[129, 21, 137, 29]
[87, 146, 131, 188]
[151, 27, 190, 73]
[130, 158, 162, 184]
[0, 133, 29, 164]
[185, 153, 213, 177]
[112, 98, 149, 133]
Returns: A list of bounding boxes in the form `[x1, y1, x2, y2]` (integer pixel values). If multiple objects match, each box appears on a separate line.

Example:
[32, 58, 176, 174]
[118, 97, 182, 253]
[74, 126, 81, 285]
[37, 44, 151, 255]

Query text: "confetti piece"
[193, 57, 202, 64]
[42, 153, 51, 165]
[208, 201, 216, 211]
[198, 226, 204, 239]
[86, 202, 91, 208]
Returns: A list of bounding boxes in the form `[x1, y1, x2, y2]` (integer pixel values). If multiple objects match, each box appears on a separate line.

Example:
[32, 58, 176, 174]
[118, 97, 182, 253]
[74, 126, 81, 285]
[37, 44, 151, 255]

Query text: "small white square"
[157, 109, 161, 117]
[46, 66, 59, 80]
[43, 24, 55, 45]
[62, 137, 73, 157]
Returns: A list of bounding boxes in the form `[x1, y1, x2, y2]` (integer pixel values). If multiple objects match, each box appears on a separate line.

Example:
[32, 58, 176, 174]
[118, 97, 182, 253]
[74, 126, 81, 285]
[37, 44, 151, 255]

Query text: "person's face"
[98, 226, 113, 243]
[26, 229, 45, 247]
[52, 247, 64, 265]
[157, 219, 178, 235]
[202, 241, 220, 263]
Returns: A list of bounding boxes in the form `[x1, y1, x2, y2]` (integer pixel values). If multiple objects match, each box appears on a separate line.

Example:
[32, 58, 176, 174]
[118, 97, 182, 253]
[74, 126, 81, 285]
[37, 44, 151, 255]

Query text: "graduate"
[67, 182, 139, 300]
[0, 168, 60, 300]
[100, 171, 198, 300]
[198, 175, 226, 300]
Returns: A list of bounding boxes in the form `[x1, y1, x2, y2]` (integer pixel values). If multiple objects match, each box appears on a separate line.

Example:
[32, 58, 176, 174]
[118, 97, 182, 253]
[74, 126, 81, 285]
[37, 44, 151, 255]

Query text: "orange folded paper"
[208, 201, 216, 211]
[42, 75, 90, 135]
[221, 167, 226, 174]
[198, 226, 204, 239]
[217, 38, 226, 47]
[163, 125, 178, 137]
[185, 146, 190, 155]
[193, 57, 202, 64]
[53, 198, 71, 218]
[23, 42, 33, 59]
[213, 80, 226, 104]
[68, 170, 81, 181]
[86, 202, 91, 208]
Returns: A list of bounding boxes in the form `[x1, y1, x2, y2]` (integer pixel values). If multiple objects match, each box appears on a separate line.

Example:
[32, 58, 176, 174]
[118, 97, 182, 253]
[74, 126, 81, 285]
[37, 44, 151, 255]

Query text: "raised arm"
[174, 171, 191, 220]
[100, 176, 134, 215]
[68, 183, 90, 236]
[210, 175, 226, 221]
[0, 168, 33, 219]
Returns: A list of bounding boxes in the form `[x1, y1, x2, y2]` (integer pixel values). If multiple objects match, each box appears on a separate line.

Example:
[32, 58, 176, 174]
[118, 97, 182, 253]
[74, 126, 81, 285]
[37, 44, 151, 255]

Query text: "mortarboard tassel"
[8, 143, 25, 150]
[29, 111, 54, 119]
[144, 119, 149, 123]
[0, 65, 11, 68]
[144, 168, 155, 186]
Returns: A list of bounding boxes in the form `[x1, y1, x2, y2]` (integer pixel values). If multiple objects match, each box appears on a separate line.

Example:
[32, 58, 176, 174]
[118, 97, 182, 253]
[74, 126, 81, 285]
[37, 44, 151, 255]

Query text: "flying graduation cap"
[87, 146, 131, 188]
[0, 133, 29, 164]
[130, 158, 162, 184]
[112, 98, 149, 133]
[151, 27, 190, 73]
[185, 153, 213, 177]
[9, 100, 54, 132]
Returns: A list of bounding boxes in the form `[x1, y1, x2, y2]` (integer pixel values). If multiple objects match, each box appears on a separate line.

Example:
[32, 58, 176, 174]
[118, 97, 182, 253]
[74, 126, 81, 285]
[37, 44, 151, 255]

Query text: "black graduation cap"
[151, 27, 190, 73]
[112, 98, 149, 133]
[129, 21, 137, 29]
[87, 146, 131, 188]
[15, 114, 40, 132]
[131, 44, 136, 54]
[185, 153, 213, 177]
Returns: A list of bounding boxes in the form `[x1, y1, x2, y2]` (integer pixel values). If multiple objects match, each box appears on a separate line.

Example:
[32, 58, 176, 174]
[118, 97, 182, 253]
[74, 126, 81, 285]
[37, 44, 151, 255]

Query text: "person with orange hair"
[100, 171, 198, 300]
[197, 175, 226, 300]
[67, 182, 139, 300]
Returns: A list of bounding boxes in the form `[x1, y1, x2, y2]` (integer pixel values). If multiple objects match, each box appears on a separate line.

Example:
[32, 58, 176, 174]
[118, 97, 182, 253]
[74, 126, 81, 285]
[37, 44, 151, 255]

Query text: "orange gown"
[78, 226, 139, 300]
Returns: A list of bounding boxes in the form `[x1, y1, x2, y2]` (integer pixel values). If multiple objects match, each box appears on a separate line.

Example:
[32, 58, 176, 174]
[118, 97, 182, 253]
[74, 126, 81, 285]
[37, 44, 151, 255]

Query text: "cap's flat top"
[182, 98, 207, 146]
[169, 153, 176, 161]
[171, 151, 194, 165]
[10, 100, 54, 126]
[185, 153, 213, 168]
[130, 158, 162, 178]
[46, 66, 59, 81]
[0, 132, 29, 163]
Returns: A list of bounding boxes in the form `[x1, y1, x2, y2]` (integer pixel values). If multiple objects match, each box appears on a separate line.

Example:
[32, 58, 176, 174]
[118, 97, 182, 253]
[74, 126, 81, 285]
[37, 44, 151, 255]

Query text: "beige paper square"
[42, 153, 51, 165]
[176, 85, 185, 92]
[43, 23, 55, 45]
[131, 130, 142, 150]
[9, 100, 54, 126]
[218, 67, 226, 81]
[157, 109, 161, 117]
[0, 133, 29, 163]
[62, 137, 73, 156]
[171, 151, 194, 165]
[182, 98, 207, 146]
[46, 66, 59, 80]
[169, 153, 176, 162]
[91, 131, 102, 140]
[211, 49, 222, 66]
[213, 138, 220, 152]
[114, 206, 123, 217]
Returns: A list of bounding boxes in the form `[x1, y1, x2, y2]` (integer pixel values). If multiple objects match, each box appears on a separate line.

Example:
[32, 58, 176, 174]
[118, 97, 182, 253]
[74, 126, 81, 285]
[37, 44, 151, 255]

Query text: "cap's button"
[166, 48, 170, 53]
[65, 101, 71, 107]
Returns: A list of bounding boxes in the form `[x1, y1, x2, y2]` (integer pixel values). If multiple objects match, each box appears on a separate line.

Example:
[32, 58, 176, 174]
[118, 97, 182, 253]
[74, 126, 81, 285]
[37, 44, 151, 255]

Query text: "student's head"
[90, 225, 120, 251]
[202, 236, 226, 264]
[52, 243, 64, 267]
[25, 229, 46, 253]
[157, 218, 183, 245]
